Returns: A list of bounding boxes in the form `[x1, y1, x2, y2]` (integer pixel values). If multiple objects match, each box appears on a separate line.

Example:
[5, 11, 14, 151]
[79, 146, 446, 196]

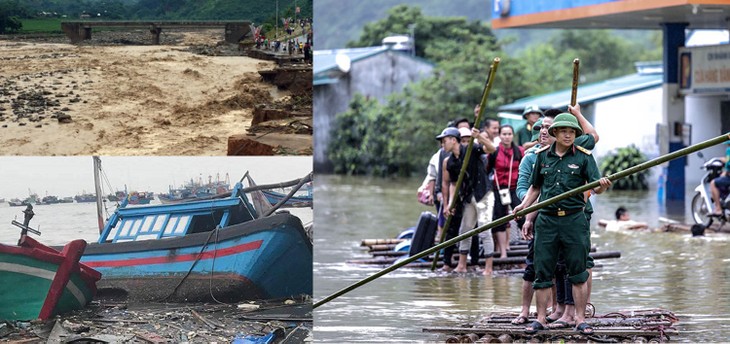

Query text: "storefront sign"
[680, 44, 730, 95]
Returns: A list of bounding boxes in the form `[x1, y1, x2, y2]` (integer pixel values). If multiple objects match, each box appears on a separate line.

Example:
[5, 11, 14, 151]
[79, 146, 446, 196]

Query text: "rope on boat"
[313, 132, 730, 309]
[162, 224, 221, 302]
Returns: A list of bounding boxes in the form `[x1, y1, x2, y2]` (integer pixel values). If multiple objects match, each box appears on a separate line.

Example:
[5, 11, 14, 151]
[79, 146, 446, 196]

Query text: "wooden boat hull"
[81, 213, 312, 302]
[0, 239, 100, 321]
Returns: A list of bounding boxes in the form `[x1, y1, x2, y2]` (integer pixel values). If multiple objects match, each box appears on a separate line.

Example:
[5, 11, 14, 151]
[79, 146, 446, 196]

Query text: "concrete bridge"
[60, 21, 254, 44]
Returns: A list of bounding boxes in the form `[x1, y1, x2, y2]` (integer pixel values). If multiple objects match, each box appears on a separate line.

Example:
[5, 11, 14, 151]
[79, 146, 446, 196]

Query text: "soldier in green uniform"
[516, 104, 543, 150]
[513, 113, 611, 335]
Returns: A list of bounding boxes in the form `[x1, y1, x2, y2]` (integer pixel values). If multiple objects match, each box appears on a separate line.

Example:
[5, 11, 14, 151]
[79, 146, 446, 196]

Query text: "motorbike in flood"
[691, 152, 725, 225]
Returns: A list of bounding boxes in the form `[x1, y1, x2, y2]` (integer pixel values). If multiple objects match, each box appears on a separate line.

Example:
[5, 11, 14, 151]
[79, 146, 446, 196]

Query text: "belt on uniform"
[540, 207, 584, 217]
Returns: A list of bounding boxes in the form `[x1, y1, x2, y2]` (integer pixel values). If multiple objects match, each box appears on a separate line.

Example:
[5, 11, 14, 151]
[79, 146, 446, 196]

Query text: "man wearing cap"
[434, 127, 464, 271]
[514, 111, 611, 335]
[443, 126, 495, 273]
[511, 105, 600, 327]
[517, 105, 544, 150]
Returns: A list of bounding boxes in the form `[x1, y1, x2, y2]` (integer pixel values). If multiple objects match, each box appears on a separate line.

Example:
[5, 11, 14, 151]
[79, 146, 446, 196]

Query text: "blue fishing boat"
[126, 191, 154, 205]
[80, 158, 312, 302]
[158, 174, 231, 204]
[261, 188, 313, 208]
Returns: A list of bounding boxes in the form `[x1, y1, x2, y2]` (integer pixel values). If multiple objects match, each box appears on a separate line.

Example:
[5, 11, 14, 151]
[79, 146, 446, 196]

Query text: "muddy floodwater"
[313, 175, 730, 342]
[0, 30, 310, 155]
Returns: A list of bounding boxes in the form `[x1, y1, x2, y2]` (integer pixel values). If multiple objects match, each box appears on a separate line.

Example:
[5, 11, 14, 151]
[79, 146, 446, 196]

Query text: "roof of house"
[313, 46, 434, 86]
[498, 63, 663, 113]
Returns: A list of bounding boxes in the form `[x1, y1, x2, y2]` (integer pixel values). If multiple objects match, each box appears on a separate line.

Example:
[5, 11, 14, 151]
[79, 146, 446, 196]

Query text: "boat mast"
[93, 156, 104, 234]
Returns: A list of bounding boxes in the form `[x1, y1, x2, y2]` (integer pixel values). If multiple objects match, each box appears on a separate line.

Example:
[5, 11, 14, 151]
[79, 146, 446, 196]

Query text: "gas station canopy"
[491, 0, 730, 30]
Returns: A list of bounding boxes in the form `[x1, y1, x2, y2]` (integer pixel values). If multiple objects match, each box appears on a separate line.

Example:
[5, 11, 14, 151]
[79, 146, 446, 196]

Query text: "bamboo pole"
[313, 132, 730, 309]
[431, 57, 501, 270]
[571, 58, 580, 106]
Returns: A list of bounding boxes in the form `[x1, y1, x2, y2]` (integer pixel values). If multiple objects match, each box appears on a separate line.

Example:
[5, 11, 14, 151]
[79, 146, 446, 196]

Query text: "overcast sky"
[0, 156, 312, 200]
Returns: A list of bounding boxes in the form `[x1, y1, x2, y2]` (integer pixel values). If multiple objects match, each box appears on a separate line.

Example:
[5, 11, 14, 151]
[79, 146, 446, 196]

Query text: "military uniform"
[517, 132, 595, 283]
[517, 104, 543, 147]
[529, 137, 601, 289]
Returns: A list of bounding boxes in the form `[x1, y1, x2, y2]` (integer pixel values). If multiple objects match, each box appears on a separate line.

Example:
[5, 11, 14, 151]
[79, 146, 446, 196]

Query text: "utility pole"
[294, 0, 297, 34]
[409, 24, 416, 56]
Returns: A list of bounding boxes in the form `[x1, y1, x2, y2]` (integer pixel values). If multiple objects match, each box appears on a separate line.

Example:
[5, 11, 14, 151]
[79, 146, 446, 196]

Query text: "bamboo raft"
[424, 308, 679, 343]
[354, 239, 621, 269]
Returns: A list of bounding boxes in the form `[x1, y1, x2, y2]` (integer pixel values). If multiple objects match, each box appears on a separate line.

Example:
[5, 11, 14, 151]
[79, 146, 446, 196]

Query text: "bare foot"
[483, 269, 493, 276]
[454, 267, 468, 273]
[511, 315, 529, 325]
[441, 266, 453, 273]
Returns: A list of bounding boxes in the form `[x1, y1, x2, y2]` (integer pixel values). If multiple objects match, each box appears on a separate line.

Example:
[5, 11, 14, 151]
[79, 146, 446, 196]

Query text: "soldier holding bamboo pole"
[511, 105, 600, 327]
[513, 112, 611, 335]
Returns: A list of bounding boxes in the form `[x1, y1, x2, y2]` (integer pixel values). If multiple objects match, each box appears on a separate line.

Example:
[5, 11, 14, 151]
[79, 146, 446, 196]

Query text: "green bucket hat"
[549, 113, 583, 137]
[531, 118, 543, 141]
[522, 104, 544, 119]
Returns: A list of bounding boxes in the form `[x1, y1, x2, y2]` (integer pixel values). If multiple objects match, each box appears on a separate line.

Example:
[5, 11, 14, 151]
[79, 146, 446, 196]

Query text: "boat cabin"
[98, 183, 258, 243]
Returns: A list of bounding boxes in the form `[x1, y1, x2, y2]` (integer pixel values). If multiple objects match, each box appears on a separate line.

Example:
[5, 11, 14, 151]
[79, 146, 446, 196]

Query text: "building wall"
[593, 87, 663, 160]
[685, 95, 726, 184]
[592, 87, 663, 186]
[314, 51, 433, 172]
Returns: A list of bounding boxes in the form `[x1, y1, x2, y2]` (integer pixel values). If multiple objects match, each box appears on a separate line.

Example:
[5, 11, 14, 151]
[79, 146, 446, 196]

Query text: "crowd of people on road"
[251, 17, 313, 63]
[417, 103, 611, 335]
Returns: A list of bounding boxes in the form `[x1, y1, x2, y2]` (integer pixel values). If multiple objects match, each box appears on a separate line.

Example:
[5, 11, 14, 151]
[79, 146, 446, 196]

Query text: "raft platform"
[354, 240, 621, 270]
[423, 308, 679, 342]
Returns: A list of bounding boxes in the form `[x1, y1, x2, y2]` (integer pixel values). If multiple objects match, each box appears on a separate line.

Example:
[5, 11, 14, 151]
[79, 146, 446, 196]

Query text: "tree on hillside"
[330, 6, 519, 176]
[328, 6, 663, 177]
[347, 5, 497, 61]
[0, 0, 25, 34]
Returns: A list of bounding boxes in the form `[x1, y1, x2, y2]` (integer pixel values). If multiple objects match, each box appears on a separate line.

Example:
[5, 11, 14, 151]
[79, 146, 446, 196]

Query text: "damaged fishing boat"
[80, 157, 313, 302]
[0, 205, 101, 321]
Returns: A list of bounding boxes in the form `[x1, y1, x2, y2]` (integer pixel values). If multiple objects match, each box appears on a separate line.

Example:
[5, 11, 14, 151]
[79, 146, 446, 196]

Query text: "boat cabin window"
[110, 211, 230, 242]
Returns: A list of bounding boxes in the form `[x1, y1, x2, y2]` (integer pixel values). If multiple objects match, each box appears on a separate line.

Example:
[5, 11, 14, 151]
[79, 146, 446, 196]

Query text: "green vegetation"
[0, 0, 25, 33]
[315, 0, 486, 50]
[599, 145, 651, 190]
[19, 18, 62, 33]
[327, 5, 662, 177]
[0, 0, 312, 34]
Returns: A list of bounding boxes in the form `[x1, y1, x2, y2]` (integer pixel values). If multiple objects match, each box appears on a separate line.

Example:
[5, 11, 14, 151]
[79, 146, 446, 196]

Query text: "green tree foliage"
[519, 30, 663, 93]
[2, 0, 310, 24]
[329, 5, 527, 176]
[328, 95, 392, 176]
[314, 0, 486, 50]
[327, 5, 662, 177]
[599, 145, 651, 190]
[0, 0, 26, 34]
[347, 5, 497, 61]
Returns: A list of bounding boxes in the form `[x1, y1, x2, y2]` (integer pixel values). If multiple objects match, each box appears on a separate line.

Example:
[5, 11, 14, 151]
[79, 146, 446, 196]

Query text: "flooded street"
[313, 175, 730, 342]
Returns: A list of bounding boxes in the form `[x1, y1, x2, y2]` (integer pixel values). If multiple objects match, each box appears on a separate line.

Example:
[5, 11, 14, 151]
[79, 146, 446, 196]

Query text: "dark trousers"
[555, 254, 575, 305]
[442, 213, 462, 268]
[493, 188, 524, 232]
